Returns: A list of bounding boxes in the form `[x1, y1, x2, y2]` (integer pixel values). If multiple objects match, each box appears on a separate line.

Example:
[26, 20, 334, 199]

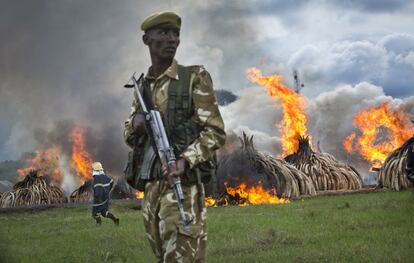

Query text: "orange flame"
[135, 191, 144, 199]
[343, 101, 414, 168]
[70, 127, 93, 182]
[225, 181, 290, 205]
[205, 197, 217, 207]
[343, 132, 356, 153]
[16, 126, 94, 186]
[246, 67, 309, 155]
[16, 146, 63, 185]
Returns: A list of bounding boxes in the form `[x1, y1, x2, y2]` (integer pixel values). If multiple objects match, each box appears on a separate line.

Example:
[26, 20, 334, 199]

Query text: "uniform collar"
[145, 59, 179, 81]
[93, 170, 104, 176]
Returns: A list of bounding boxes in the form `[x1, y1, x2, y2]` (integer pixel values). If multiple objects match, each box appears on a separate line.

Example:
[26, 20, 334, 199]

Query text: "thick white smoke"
[288, 33, 414, 98]
[220, 87, 282, 156]
[221, 81, 414, 176]
[1, 1, 414, 189]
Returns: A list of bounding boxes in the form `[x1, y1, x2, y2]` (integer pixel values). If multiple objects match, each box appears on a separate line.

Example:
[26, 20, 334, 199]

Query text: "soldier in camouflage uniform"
[123, 11, 226, 262]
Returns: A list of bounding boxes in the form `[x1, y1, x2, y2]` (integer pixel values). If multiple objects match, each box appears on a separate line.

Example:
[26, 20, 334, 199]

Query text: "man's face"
[143, 26, 180, 61]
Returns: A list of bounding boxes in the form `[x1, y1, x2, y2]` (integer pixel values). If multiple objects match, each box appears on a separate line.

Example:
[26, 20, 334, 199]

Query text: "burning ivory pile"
[70, 180, 93, 203]
[378, 136, 414, 191]
[0, 170, 66, 208]
[215, 133, 316, 202]
[285, 136, 363, 191]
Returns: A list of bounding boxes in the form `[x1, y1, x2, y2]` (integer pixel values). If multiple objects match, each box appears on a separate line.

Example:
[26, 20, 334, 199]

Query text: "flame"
[343, 132, 356, 153]
[246, 67, 309, 155]
[16, 146, 63, 185]
[16, 126, 95, 188]
[70, 127, 93, 182]
[205, 197, 217, 207]
[135, 191, 144, 199]
[343, 101, 414, 167]
[225, 181, 290, 205]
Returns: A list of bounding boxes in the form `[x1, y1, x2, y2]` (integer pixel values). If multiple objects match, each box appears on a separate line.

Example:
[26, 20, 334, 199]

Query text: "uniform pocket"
[176, 222, 204, 239]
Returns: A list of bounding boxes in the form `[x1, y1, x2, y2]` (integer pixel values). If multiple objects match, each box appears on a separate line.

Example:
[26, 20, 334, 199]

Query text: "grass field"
[0, 191, 413, 263]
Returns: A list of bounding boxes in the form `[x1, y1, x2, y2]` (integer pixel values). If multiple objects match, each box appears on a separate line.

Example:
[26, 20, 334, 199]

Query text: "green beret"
[141, 11, 181, 31]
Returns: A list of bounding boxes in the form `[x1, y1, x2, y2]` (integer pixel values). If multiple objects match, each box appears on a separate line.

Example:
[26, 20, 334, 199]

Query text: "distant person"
[91, 162, 119, 225]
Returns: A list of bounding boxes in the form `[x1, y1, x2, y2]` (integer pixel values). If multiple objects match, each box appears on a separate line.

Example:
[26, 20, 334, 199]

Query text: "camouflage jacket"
[123, 59, 226, 169]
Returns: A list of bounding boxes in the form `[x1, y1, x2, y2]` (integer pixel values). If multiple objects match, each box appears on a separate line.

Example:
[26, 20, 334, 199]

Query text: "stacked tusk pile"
[0, 170, 66, 208]
[257, 152, 317, 197]
[378, 136, 414, 191]
[70, 180, 93, 203]
[285, 136, 363, 191]
[216, 133, 316, 198]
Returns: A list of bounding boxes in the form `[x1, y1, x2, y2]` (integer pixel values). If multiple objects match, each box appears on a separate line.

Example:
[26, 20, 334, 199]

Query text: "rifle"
[124, 73, 192, 230]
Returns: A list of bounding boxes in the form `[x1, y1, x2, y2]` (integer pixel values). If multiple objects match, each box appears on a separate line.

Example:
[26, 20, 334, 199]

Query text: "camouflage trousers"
[142, 179, 207, 263]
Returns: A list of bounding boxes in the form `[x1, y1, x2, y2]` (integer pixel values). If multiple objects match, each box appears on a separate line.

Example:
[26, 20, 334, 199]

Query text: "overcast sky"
[1, 0, 414, 166]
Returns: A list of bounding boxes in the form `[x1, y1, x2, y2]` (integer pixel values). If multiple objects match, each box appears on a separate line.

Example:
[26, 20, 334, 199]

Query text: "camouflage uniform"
[124, 59, 226, 262]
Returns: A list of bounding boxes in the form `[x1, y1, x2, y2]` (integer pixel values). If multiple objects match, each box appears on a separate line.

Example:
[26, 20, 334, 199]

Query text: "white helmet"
[92, 162, 103, 171]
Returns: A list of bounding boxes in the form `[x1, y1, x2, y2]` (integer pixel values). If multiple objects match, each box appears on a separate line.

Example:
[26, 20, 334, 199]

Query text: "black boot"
[106, 212, 119, 226]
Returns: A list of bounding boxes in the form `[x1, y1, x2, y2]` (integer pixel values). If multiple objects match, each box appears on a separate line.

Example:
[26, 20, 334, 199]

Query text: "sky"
[0, 0, 413, 174]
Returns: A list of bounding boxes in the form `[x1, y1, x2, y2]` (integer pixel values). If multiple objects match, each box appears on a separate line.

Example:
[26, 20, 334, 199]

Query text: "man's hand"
[132, 113, 146, 134]
[162, 158, 187, 182]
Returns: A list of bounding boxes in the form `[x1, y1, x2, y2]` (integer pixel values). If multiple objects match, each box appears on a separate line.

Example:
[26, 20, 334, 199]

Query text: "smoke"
[308, 82, 391, 161]
[22, 119, 128, 175]
[286, 34, 414, 99]
[220, 87, 283, 156]
[221, 81, 414, 175]
[59, 156, 78, 195]
[0, 0, 261, 165]
[1, 1, 414, 188]
[10, 119, 128, 193]
[0, 1, 145, 161]
[328, 0, 411, 13]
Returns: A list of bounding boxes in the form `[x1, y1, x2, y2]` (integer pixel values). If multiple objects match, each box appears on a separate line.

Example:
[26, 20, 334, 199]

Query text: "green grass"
[1, 191, 414, 263]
